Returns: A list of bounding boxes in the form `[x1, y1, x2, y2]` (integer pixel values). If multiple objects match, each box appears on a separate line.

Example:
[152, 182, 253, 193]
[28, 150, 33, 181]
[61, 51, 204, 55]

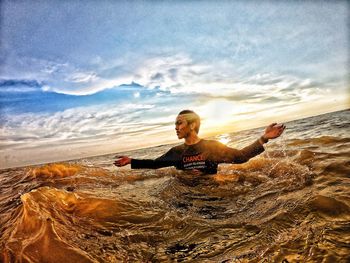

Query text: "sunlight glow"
[218, 136, 230, 145]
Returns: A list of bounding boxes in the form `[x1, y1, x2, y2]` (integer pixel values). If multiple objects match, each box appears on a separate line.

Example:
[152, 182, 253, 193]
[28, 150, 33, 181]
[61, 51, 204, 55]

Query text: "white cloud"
[41, 85, 51, 91]
[2, 48, 346, 101]
[0, 87, 38, 93]
[1, 101, 181, 168]
[67, 72, 99, 83]
[1, 103, 158, 148]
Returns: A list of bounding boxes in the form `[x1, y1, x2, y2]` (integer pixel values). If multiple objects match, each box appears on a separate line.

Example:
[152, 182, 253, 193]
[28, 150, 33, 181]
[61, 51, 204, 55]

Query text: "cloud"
[0, 79, 43, 93]
[2, 43, 347, 100]
[1, 52, 339, 120]
[66, 72, 99, 83]
[1, 52, 232, 96]
[43, 54, 207, 95]
[1, 103, 157, 147]
[0, 79, 42, 87]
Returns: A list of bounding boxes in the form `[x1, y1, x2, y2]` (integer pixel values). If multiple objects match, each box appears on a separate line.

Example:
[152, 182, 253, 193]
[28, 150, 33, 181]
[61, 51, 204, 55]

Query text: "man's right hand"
[114, 156, 131, 167]
[263, 123, 286, 140]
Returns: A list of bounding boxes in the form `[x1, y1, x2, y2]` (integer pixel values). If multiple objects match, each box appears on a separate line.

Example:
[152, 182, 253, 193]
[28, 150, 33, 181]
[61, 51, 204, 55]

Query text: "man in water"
[114, 110, 285, 174]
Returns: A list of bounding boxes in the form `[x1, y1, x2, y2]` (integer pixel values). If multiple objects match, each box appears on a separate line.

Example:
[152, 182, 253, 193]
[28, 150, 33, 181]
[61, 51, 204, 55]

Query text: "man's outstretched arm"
[114, 149, 177, 169]
[216, 123, 286, 164]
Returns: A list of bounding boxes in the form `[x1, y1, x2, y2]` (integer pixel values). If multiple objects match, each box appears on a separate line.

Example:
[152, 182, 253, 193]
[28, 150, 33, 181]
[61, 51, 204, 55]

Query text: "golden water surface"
[1, 110, 350, 262]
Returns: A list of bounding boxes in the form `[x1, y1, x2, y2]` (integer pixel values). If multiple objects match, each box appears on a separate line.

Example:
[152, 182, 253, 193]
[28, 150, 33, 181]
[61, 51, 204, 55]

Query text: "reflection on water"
[1, 109, 350, 262]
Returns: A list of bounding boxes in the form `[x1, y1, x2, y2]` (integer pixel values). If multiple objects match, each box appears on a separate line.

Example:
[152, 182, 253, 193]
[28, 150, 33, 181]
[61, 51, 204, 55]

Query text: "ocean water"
[1, 109, 349, 262]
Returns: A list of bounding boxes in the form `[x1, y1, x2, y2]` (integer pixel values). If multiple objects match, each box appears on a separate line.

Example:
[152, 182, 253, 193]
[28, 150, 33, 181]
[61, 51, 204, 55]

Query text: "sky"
[0, 0, 349, 168]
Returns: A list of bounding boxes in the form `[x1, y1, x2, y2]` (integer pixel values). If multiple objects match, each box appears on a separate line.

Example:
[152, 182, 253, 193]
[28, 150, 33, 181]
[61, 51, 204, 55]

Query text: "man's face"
[175, 115, 191, 139]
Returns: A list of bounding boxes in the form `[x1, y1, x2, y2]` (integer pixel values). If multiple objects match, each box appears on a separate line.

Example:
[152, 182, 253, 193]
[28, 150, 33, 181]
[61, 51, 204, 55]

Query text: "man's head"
[175, 110, 201, 139]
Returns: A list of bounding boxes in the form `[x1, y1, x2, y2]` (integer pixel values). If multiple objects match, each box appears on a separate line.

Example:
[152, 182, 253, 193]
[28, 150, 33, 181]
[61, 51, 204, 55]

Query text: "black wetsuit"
[131, 139, 264, 174]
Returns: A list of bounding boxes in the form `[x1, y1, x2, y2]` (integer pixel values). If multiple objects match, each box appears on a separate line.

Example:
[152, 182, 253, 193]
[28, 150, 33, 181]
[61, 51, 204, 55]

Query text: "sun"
[218, 136, 230, 145]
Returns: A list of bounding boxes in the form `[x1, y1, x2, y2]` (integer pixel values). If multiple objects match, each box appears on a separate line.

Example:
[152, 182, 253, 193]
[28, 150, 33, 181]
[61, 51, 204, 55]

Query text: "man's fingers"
[271, 123, 285, 130]
[277, 124, 286, 136]
[114, 161, 124, 167]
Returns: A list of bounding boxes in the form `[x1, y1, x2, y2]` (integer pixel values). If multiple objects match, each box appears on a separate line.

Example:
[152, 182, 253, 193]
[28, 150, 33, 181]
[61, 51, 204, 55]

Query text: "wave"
[287, 136, 350, 146]
[28, 163, 83, 178]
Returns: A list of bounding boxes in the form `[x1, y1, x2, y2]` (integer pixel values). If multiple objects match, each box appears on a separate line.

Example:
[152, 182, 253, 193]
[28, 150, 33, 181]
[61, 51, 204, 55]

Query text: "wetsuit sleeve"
[213, 140, 264, 164]
[131, 148, 178, 169]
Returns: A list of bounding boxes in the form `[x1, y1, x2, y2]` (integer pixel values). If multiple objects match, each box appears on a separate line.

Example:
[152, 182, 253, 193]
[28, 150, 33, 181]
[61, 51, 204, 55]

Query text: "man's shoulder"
[197, 139, 227, 151]
[170, 143, 186, 152]
[201, 139, 223, 146]
[168, 140, 224, 152]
